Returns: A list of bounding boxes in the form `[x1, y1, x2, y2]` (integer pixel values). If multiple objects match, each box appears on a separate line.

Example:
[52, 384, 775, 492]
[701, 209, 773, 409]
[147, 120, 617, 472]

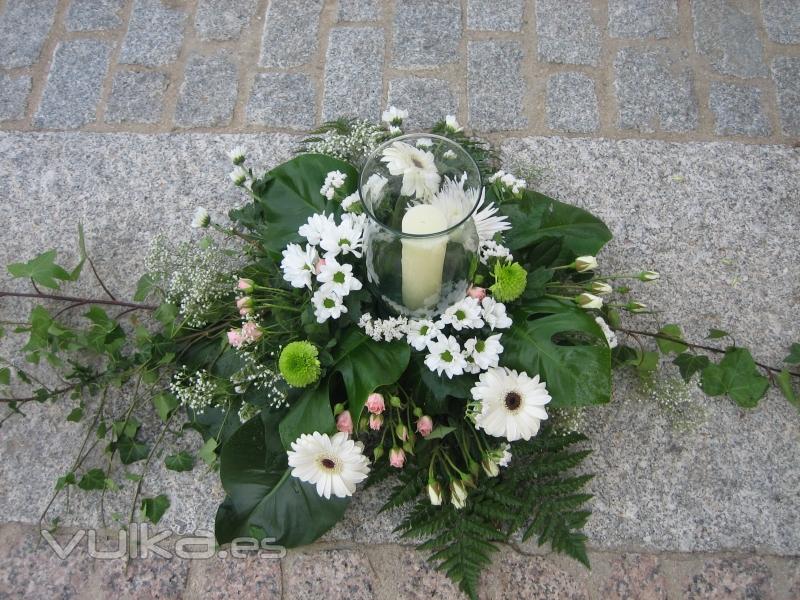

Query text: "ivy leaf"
[77, 468, 107, 491]
[0, 367, 9, 385]
[117, 436, 150, 465]
[503, 298, 611, 407]
[329, 329, 410, 419]
[215, 413, 349, 548]
[706, 328, 730, 340]
[673, 353, 710, 383]
[199, 438, 218, 465]
[165, 451, 196, 472]
[152, 392, 179, 423]
[141, 494, 170, 524]
[504, 191, 613, 257]
[636, 350, 660, 374]
[133, 273, 155, 302]
[700, 348, 769, 408]
[55, 472, 76, 491]
[278, 383, 334, 449]
[784, 343, 800, 365]
[66, 407, 83, 422]
[7, 250, 72, 289]
[656, 324, 687, 355]
[776, 370, 798, 409]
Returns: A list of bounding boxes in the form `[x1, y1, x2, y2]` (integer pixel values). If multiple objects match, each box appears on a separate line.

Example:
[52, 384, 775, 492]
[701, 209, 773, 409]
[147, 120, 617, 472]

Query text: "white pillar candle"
[401, 204, 449, 310]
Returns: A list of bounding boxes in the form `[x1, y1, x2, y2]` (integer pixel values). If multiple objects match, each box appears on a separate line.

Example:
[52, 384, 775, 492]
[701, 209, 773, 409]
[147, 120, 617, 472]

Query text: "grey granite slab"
[0, 0, 57, 68]
[535, 0, 600, 66]
[708, 82, 771, 137]
[175, 51, 238, 128]
[761, 0, 800, 44]
[0, 73, 31, 122]
[771, 56, 800, 137]
[0, 133, 798, 559]
[119, 0, 187, 67]
[392, 0, 461, 69]
[247, 72, 316, 130]
[692, 0, 767, 78]
[546, 72, 600, 133]
[387, 77, 458, 130]
[336, 0, 381, 22]
[259, 0, 323, 68]
[608, 0, 678, 39]
[105, 71, 169, 125]
[322, 27, 384, 121]
[466, 0, 525, 32]
[468, 40, 528, 130]
[195, 0, 258, 41]
[65, 0, 126, 31]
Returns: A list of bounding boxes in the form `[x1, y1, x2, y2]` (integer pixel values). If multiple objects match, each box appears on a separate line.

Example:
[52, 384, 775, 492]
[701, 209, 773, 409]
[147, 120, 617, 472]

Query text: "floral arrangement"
[1, 110, 798, 599]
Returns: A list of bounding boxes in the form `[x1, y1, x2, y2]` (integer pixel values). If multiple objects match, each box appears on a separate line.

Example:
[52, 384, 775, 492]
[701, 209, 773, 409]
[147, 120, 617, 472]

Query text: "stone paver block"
[608, 0, 678, 39]
[546, 72, 599, 133]
[614, 47, 697, 133]
[468, 40, 528, 131]
[387, 77, 458, 129]
[337, 0, 381, 21]
[93, 556, 190, 599]
[34, 39, 112, 129]
[370, 546, 462, 598]
[600, 554, 668, 599]
[467, 0, 525, 32]
[247, 72, 316, 130]
[683, 558, 773, 599]
[195, 0, 258, 41]
[709, 82, 771, 137]
[761, 0, 800, 44]
[322, 27, 384, 121]
[119, 0, 187, 67]
[259, 0, 323, 68]
[692, 0, 767, 78]
[392, 0, 461, 69]
[487, 551, 589, 598]
[535, 0, 600, 66]
[106, 71, 169, 125]
[283, 549, 374, 600]
[0, 74, 31, 122]
[771, 56, 800, 136]
[175, 51, 238, 128]
[0, 0, 57, 68]
[184, 552, 282, 598]
[65, 0, 125, 31]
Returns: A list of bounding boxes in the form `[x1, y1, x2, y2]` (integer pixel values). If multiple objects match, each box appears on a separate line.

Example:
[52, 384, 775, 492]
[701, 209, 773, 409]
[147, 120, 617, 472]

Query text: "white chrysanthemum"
[362, 173, 388, 204]
[406, 319, 439, 351]
[191, 206, 210, 228]
[439, 297, 484, 331]
[594, 316, 618, 349]
[312, 284, 347, 323]
[464, 334, 503, 371]
[488, 170, 526, 195]
[228, 146, 246, 164]
[445, 115, 462, 132]
[287, 432, 370, 499]
[229, 166, 247, 186]
[341, 192, 361, 212]
[442, 149, 456, 160]
[320, 170, 347, 200]
[481, 297, 513, 330]
[298, 213, 337, 246]
[380, 141, 441, 200]
[472, 198, 511, 242]
[426, 176, 509, 243]
[415, 137, 433, 148]
[316, 256, 363, 295]
[320, 213, 366, 259]
[472, 367, 551, 441]
[281, 244, 318, 289]
[479, 240, 513, 265]
[498, 443, 512, 467]
[424, 335, 467, 378]
[381, 106, 408, 126]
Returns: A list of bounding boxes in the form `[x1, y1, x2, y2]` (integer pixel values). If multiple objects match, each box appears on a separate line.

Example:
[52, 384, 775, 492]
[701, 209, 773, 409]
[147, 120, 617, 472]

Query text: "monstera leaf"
[503, 299, 611, 407]
[230, 154, 358, 254]
[215, 413, 348, 548]
[504, 191, 612, 257]
[330, 329, 411, 418]
[278, 383, 335, 449]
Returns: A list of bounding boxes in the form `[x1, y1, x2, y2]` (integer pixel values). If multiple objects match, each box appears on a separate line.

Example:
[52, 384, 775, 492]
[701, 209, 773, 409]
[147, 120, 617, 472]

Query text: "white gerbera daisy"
[424, 335, 467, 378]
[362, 173, 388, 204]
[312, 284, 347, 323]
[320, 213, 365, 259]
[287, 432, 370, 499]
[191, 206, 210, 229]
[380, 141, 441, 200]
[594, 316, 618, 349]
[472, 367, 551, 441]
[406, 319, 439, 351]
[281, 243, 318, 289]
[481, 297, 513, 330]
[439, 297, 484, 331]
[464, 334, 503, 371]
[299, 213, 337, 246]
[316, 256, 363, 295]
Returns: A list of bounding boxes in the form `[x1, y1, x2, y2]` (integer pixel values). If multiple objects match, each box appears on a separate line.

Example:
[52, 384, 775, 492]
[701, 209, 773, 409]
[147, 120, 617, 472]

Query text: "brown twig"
[88, 258, 116, 301]
[613, 327, 800, 378]
[0, 290, 157, 311]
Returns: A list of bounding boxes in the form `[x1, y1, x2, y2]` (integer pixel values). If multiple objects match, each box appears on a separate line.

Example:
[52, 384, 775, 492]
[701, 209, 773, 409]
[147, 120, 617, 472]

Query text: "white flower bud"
[576, 293, 603, 310]
[428, 482, 443, 506]
[228, 146, 246, 165]
[590, 281, 612, 295]
[445, 115, 462, 132]
[574, 256, 598, 272]
[626, 301, 647, 313]
[640, 270, 660, 281]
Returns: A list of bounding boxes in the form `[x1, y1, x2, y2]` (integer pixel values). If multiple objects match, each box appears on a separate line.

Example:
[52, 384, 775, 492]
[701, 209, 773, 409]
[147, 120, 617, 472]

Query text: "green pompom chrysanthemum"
[279, 341, 321, 388]
[490, 261, 528, 302]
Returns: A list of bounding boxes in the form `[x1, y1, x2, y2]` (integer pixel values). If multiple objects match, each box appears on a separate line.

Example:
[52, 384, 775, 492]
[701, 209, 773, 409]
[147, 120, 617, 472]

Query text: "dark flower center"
[412, 157, 424, 168]
[321, 458, 336, 469]
[505, 391, 522, 411]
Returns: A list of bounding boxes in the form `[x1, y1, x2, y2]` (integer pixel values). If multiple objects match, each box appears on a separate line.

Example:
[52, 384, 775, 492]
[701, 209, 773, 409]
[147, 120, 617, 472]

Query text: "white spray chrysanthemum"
[280, 243, 318, 289]
[191, 207, 210, 229]
[380, 141, 440, 200]
[287, 432, 370, 499]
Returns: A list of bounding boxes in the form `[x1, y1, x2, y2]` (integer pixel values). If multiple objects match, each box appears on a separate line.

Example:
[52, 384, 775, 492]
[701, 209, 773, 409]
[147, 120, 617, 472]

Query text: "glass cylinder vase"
[359, 134, 482, 318]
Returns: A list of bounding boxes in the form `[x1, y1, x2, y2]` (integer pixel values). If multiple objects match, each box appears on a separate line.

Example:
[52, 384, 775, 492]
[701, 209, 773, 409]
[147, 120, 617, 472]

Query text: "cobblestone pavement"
[0, 0, 798, 143]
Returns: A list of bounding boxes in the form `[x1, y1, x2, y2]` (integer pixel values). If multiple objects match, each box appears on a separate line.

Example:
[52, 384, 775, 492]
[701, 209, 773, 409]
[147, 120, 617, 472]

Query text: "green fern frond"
[381, 467, 426, 512]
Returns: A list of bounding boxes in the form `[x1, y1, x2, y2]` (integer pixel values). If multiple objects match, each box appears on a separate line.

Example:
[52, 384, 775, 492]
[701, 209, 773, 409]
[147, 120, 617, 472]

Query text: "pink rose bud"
[315, 258, 327, 275]
[369, 414, 383, 431]
[366, 392, 385, 414]
[237, 278, 254, 293]
[336, 411, 353, 434]
[416, 416, 434, 437]
[241, 321, 262, 343]
[227, 329, 243, 348]
[389, 447, 406, 468]
[467, 285, 487, 300]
